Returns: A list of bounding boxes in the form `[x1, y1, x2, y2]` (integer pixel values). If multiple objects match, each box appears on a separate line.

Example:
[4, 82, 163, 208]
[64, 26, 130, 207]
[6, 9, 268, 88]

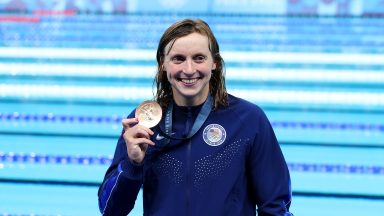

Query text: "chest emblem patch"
[203, 124, 226, 146]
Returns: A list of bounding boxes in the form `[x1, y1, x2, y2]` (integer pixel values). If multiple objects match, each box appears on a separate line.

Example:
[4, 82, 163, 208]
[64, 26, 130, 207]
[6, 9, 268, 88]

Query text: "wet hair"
[154, 18, 228, 111]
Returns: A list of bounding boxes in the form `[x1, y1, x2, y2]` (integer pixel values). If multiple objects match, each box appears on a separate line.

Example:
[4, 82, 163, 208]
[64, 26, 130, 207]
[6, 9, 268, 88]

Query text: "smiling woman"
[163, 32, 215, 106]
[98, 18, 293, 216]
[155, 19, 227, 111]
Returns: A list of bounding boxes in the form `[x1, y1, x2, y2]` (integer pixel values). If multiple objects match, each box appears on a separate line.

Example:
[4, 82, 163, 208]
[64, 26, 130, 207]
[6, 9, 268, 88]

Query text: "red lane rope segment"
[33, 9, 76, 16]
[0, 15, 40, 23]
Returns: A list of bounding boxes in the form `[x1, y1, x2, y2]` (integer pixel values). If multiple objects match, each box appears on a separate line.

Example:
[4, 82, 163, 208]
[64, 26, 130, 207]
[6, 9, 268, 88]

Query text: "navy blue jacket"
[98, 95, 293, 215]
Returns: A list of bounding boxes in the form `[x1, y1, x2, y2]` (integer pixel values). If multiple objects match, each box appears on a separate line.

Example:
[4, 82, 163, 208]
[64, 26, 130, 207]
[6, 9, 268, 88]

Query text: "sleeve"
[248, 109, 293, 216]
[97, 114, 144, 215]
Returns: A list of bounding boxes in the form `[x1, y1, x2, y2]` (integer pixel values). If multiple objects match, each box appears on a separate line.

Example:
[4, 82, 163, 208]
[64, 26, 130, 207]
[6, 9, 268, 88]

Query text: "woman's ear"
[212, 62, 217, 70]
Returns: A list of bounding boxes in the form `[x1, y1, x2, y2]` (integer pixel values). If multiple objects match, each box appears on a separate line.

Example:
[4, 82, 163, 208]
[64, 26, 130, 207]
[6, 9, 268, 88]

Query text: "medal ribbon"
[162, 94, 213, 142]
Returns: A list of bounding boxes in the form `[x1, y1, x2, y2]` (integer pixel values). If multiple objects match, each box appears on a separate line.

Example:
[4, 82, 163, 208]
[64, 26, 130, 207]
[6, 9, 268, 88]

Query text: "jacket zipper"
[185, 107, 192, 216]
[186, 138, 192, 216]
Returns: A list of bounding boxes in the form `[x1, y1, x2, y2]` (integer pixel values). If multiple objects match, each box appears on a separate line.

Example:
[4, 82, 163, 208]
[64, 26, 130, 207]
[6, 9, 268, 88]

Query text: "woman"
[98, 18, 293, 216]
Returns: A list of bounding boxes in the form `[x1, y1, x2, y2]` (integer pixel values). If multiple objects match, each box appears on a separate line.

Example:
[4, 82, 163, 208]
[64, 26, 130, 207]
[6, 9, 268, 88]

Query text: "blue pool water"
[0, 13, 383, 215]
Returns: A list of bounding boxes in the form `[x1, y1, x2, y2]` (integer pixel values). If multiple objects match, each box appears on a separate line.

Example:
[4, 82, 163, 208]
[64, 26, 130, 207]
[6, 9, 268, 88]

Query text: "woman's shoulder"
[227, 94, 264, 114]
[219, 94, 272, 131]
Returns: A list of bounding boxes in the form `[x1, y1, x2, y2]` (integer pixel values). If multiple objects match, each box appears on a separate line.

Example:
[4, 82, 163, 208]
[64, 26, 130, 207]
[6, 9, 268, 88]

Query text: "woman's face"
[163, 33, 216, 106]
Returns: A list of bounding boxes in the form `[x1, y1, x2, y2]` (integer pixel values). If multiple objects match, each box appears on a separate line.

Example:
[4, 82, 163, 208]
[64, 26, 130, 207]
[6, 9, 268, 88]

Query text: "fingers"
[129, 143, 148, 163]
[122, 117, 154, 137]
[125, 139, 152, 164]
[122, 117, 155, 164]
[122, 118, 139, 130]
[128, 137, 155, 146]
[122, 118, 154, 146]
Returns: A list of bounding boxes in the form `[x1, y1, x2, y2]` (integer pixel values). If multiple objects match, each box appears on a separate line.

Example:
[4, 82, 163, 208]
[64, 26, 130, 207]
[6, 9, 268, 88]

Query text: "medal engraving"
[135, 101, 162, 128]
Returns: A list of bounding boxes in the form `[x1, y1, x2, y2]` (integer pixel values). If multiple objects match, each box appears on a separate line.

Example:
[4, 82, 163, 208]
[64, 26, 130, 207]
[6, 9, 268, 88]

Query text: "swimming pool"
[0, 13, 383, 215]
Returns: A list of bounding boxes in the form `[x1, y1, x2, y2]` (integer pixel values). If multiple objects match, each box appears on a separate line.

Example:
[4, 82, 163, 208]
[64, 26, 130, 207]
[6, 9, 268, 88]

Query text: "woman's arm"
[249, 110, 293, 216]
[98, 134, 144, 215]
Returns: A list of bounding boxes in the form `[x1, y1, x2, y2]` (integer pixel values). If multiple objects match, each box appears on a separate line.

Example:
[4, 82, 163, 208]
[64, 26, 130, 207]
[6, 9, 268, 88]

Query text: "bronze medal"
[135, 101, 162, 128]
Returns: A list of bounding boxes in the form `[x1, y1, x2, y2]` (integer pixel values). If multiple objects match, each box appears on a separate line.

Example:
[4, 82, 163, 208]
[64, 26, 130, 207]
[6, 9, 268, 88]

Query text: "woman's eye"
[172, 56, 185, 63]
[194, 55, 206, 63]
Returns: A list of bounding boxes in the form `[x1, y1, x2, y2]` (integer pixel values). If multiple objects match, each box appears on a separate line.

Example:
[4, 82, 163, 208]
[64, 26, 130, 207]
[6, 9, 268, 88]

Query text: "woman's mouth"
[177, 78, 200, 85]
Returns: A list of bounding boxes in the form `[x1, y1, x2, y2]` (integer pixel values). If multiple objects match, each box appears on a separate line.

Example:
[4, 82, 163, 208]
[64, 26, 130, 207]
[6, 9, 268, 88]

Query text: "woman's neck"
[172, 93, 208, 107]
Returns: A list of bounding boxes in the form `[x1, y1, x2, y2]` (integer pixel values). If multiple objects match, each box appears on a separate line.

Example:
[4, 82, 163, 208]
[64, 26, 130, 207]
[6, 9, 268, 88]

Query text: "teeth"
[181, 78, 198, 84]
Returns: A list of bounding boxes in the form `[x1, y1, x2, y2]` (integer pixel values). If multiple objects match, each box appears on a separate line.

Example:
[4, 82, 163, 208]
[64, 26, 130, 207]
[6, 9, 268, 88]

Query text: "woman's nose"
[183, 59, 195, 74]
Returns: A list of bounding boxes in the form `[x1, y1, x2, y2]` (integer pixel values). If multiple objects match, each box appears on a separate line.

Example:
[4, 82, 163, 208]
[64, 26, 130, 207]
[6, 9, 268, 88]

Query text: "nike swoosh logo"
[155, 133, 175, 141]
[156, 134, 165, 140]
